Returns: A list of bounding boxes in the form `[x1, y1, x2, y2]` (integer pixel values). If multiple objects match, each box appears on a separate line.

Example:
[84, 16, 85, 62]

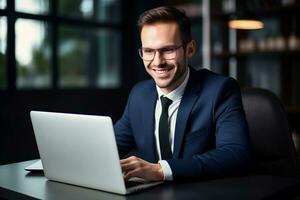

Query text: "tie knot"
[160, 96, 172, 110]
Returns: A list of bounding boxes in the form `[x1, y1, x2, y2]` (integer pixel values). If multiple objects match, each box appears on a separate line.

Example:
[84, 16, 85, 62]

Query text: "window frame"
[0, 0, 124, 90]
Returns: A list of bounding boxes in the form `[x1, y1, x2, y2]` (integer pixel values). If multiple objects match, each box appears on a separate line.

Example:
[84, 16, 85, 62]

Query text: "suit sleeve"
[167, 78, 251, 180]
[114, 89, 136, 158]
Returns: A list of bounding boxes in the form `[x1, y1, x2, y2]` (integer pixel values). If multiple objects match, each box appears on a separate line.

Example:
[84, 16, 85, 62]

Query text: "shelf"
[250, 4, 300, 17]
[207, 1, 300, 124]
[212, 50, 300, 58]
[209, 4, 300, 21]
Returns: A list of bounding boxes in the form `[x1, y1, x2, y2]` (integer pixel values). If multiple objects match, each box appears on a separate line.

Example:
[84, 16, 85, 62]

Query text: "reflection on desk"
[0, 160, 300, 200]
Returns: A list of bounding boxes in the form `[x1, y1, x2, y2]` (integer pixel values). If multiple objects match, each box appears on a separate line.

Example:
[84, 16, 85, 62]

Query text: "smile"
[153, 68, 173, 77]
[154, 69, 170, 74]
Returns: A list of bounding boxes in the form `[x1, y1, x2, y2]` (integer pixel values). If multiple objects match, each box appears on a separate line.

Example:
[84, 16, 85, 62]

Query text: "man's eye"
[161, 48, 174, 54]
[143, 49, 154, 54]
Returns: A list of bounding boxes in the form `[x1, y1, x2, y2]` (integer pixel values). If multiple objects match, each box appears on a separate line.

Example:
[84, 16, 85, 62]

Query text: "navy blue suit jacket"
[114, 68, 251, 180]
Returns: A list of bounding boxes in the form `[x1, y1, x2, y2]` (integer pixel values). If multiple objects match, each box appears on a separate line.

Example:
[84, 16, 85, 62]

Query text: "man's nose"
[152, 51, 165, 66]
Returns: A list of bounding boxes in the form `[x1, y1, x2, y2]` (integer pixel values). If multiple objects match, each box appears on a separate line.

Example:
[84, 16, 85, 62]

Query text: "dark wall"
[0, 89, 128, 165]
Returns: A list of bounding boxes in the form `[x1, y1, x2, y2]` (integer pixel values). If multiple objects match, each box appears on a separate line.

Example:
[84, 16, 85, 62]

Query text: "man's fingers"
[120, 158, 163, 181]
[121, 162, 138, 171]
[124, 168, 141, 180]
[120, 156, 139, 164]
[121, 157, 145, 178]
[120, 158, 130, 164]
[120, 156, 163, 181]
[121, 159, 144, 171]
[120, 156, 143, 171]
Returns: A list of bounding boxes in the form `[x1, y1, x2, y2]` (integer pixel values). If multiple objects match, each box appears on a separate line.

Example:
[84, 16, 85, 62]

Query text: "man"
[114, 6, 251, 182]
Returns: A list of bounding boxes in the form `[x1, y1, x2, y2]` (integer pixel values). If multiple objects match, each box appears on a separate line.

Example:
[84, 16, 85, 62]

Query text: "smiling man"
[114, 6, 251, 182]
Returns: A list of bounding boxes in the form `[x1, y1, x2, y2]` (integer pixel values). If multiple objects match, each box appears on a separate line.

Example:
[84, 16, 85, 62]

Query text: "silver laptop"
[28, 111, 162, 195]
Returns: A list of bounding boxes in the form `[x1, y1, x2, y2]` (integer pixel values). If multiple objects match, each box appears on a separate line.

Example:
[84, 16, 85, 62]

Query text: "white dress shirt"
[155, 68, 190, 181]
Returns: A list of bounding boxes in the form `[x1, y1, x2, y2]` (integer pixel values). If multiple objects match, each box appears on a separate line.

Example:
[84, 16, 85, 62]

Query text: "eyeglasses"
[138, 45, 183, 61]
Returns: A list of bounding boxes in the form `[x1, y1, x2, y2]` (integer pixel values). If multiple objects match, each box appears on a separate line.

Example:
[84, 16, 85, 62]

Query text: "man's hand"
[120, 156, 164, 181]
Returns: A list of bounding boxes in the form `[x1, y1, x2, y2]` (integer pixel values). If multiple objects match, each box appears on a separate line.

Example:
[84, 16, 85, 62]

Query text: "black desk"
[1, 160, 300, 200]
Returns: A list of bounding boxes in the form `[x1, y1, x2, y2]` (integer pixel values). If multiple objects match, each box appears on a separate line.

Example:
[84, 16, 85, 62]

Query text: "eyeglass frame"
[138, 44, 184, 61]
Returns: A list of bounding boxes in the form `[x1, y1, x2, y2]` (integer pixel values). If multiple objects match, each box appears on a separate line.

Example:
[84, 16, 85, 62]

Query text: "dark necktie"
[159, 96, 173, 160]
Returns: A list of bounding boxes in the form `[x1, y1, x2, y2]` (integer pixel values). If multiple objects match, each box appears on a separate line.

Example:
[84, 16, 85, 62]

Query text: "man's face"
[140, 22, 195, 94]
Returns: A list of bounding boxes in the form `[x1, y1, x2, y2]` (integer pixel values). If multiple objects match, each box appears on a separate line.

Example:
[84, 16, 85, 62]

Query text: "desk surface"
[1, 160, 300, 200]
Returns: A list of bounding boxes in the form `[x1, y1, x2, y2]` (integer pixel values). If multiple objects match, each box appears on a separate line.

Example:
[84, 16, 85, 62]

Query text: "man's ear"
[186, 40, 196, 58]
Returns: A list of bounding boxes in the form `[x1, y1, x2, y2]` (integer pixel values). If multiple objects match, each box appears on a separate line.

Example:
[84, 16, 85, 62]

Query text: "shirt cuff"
[158, 160, 173, 181]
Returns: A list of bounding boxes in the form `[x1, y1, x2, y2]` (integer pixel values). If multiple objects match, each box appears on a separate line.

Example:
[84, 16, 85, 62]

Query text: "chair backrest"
[241, 88, 299, 176]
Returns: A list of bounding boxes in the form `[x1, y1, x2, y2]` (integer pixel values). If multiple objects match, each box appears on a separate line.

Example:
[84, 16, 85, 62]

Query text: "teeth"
[155, 69, 169, 74]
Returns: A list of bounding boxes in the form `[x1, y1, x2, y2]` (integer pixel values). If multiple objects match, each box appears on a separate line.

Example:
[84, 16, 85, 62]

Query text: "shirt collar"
[156, 67, 190, 102]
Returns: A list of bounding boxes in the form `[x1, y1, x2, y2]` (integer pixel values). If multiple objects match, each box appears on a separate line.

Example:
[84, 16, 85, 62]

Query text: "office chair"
[241, 88, 300, 176]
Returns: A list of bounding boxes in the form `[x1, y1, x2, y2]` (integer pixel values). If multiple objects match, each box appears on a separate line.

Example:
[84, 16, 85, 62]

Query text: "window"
[1, 0, 122, 90]
[0, 0, 6, 9]
[0, 17, 6, 88]
[16, 19, 51, 88]
[58, 0, 121, 23]
[15, 0, 49, 15]
[58, 25, 121, 88]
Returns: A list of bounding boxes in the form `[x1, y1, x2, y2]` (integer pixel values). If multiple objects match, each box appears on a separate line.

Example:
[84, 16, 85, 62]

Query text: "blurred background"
[0, 0, 299, 165]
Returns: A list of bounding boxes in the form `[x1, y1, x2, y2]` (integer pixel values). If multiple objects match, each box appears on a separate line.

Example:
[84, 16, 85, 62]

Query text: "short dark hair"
[137, 6, 192, 45]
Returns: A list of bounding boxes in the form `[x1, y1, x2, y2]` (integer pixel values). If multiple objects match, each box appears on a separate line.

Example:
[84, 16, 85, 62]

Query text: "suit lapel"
[142, 82, 158, 162]
[173, 69, 202, 158]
